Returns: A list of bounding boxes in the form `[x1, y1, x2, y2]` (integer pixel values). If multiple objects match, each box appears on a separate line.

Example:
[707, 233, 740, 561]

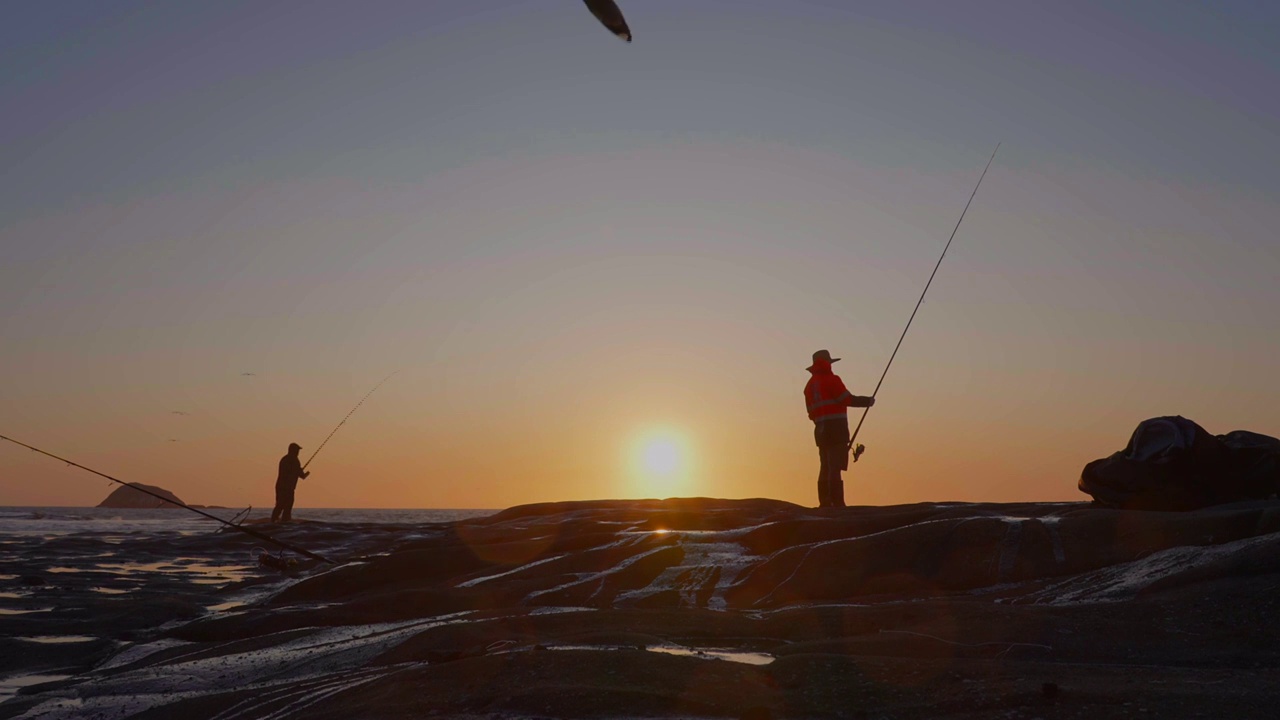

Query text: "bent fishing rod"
[302, 370, 399, 471]
[848, 143, 1001, 462]
[0, 433, 334, 564]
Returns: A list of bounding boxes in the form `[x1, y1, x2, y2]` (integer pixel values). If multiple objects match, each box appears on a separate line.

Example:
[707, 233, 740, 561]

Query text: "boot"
[831, 477, 846, 508]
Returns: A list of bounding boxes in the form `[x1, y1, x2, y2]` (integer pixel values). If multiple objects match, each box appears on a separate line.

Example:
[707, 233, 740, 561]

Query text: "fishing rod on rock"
[0, 433, 335, 564]
[848, 143, 1001, 463]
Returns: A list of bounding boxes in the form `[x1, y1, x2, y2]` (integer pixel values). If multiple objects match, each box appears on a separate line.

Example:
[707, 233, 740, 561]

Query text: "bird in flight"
[171, 411, 190, 416]
[241, 372, 256, 377]
[583, 0, 631, 42]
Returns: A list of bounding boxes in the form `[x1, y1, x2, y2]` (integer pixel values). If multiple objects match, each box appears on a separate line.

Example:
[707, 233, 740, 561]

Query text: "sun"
[627, 428, 693, 498]
[642, 438, 680, 476]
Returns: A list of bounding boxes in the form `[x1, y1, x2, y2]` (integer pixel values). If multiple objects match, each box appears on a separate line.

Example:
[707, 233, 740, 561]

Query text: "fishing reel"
[851, 443, 866, 463]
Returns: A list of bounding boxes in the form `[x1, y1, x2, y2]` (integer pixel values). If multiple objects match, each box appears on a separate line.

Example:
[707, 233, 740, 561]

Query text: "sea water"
[0, 507, 494, 537]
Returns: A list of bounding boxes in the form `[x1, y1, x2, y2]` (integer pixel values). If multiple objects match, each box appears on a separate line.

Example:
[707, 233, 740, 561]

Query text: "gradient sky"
[2, 1, 1278, 509]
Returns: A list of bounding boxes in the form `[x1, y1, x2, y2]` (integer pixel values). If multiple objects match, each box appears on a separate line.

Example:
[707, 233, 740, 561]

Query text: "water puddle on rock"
[95, 560, 250, 584]
[207, 601, 246, 612]
[16, 636, 98, 644]
[647, 645, 774, 665]
[0, 607, 53, 616]
[0, 591, 25, 599]
[543, 644, 773, 665]
[0, 673, 73, 703]
[91, 587, 130, 595]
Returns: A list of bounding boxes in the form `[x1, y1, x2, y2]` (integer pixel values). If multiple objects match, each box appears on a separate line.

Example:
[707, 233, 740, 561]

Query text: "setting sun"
[642, 438, 680, 476]
[628, 428, 693, 497]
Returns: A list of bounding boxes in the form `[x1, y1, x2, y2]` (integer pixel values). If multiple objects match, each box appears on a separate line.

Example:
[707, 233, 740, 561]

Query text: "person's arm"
[846, 394, 875, 408]
[835, 377, 875, 408]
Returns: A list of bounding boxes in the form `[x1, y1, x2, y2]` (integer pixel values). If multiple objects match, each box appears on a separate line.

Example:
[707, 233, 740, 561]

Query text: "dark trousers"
[272, 483, 296, 522]
[814, 418, 850, 508]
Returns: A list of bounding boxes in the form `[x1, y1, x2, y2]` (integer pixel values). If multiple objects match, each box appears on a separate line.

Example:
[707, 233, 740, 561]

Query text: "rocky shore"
[4, 498, 1280, 718]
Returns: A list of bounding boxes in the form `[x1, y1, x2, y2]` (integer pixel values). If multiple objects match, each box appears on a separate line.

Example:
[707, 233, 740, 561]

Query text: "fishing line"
[848, 143, 1001, 460]
[303, 371, 399, 471]
[0, 433, 335, 564]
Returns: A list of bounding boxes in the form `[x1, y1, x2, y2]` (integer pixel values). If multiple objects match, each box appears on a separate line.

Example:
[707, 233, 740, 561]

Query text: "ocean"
[0, 506, 494, 537]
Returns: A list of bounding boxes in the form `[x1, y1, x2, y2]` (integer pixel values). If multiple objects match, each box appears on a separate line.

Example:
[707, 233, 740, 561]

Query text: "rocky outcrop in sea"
[95, 483, 185, 509]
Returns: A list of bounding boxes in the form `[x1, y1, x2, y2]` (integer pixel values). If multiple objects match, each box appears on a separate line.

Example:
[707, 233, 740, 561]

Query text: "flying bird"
[241, 372, 256, 377]
[583, 0, 631, 42]
[171, 411, 190, 416]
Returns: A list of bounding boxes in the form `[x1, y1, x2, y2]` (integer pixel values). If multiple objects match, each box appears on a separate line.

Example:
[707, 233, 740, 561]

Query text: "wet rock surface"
[4, 497, 1280, 718]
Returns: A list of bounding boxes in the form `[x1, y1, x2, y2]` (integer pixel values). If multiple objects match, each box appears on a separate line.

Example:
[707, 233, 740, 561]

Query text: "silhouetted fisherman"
[271, 442, 310, 523]
[805, 350, 874, 508]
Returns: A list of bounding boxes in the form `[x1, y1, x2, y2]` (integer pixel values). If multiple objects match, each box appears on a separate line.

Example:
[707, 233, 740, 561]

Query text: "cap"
[288, 442, 302, 451]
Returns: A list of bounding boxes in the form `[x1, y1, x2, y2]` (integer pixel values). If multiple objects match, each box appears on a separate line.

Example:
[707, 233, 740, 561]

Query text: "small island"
[97, 483, 184, 509]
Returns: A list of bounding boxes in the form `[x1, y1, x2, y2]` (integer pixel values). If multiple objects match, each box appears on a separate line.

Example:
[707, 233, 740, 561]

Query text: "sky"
[2, 0, 1278, 510]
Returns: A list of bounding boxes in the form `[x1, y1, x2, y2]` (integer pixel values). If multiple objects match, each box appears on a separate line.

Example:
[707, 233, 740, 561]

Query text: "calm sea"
[0, 506, 496, 537]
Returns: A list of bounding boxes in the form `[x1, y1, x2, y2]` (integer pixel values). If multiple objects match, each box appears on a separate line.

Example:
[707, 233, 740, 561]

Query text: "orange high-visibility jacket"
[804, 358, 870, 423]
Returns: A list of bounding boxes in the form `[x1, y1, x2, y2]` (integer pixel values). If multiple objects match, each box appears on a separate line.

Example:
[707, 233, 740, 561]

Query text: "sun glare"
[643, 439, 680, 476]
[628, 428, 693, 497]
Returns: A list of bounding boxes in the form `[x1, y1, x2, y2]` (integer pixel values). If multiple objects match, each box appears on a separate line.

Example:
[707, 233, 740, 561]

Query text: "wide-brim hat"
[807, 349, 840, 369]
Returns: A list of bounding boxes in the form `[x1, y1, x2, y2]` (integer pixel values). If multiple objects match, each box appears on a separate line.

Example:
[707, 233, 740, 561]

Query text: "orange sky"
[3, 145, 1276, 509]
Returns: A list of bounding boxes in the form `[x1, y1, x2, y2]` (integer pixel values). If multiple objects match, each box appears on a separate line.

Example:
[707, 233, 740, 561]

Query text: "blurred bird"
[241, 372, 256, 377]
[171, 411, 190, 416]
[583, 0, 631, 42]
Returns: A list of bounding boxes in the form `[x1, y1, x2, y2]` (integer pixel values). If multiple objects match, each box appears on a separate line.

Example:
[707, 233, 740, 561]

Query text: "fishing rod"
[848, 143, 1001, 462]
[303, 371, 398, 471]
[0, 433, 334, 564]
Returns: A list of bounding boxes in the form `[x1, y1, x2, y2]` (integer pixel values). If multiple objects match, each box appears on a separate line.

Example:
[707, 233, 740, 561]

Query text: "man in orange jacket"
[805, 349, 874, 508]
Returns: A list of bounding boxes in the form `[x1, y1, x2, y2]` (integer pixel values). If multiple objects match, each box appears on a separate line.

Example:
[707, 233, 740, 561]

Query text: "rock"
[97, 483, 184, 509]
